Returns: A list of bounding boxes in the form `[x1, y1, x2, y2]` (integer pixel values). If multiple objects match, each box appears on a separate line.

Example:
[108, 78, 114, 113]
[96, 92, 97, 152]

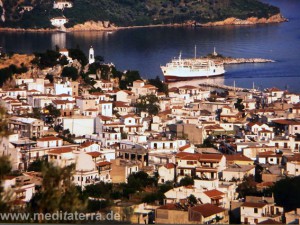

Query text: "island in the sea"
[0, 0, 287, 31]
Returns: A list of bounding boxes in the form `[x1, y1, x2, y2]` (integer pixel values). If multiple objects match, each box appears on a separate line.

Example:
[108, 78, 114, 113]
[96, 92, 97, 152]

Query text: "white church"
[89, 46, 95, 64]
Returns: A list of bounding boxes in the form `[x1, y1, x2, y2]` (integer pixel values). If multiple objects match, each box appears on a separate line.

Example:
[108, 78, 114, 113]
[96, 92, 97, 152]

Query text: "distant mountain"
[0, 0, 281, 29]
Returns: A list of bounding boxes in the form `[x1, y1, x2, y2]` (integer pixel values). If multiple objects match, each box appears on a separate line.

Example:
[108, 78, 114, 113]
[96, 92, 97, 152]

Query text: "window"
[254, 208, 258, 213]
[270, 158, 273, 162]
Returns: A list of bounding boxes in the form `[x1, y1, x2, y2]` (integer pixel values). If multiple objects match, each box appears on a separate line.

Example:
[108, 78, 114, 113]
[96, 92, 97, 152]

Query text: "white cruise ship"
[161, 52, 225, 82]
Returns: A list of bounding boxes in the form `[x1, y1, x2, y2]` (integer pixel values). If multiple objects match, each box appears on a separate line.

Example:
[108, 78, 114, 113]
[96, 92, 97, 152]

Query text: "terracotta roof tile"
[37, 136, 62, 142]
[164, 163, 176, 169]
[203, 189, 224, 198]
[190, 204, 225, 218]
[48, 147, 72, 154]
[96, 161, 111, 167]
[242, 202, 267, 208]
[86, 152, 102, 158]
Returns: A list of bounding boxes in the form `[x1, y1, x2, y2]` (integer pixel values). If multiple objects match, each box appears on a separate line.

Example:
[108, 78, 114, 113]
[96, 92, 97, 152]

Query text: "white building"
[89, 46, 95, 64]
[53, 0, 73, 9]
[63, 117, 95, 136]
[36, 136, 63, 148]
[54, 83, 73, 96]
[158, 163, 176, 184]
[50, 17, 68, 28]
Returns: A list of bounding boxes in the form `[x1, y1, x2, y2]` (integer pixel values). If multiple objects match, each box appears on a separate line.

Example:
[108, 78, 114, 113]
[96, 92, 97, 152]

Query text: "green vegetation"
[0, 107, 10, 137]
[272, 176, 300, 211]
[236, 175, 259, 198]
[148, 76, 168, 95]
[1, 0, 281, 28]
[27, 159, 46, 172]
[29, 163, 86, 220]
[234, 98, 245, 112]
[32, 50, 61, 69]
[179, 176, 194, 186]
[119, 70, 141, 90]
[135, 94, 160, 116]
[61, 66, 79, 81]
[69, 48, 88, 66]
[0, 64, 28, 87]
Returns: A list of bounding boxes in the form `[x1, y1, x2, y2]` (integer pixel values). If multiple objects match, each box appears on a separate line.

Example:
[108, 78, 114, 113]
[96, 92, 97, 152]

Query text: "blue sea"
[0, 0, 299, 91]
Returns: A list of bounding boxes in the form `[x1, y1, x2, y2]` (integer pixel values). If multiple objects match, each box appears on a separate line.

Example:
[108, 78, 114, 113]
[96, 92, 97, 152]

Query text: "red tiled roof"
[242, 202, 267, 208]
[199, 154, 223, 162]
[179, 144, 191, 152]
[204, 124, 224, 130]
[225, 154, 253, 162]
[86, 152, 102, 158]
[247, 122, 263, 127]
[273, 119, 300, 125]
[268, 87, 282, 92]
[258, 219, 282, 224]
[114, 101, 129, 107]
[37, 136, 62, 142]
[176, 152, 194, 158]
[98, 115, 113, 121]
[169, 87, 179, 92]
[48, 147, 72, 154]
[96, 161, 111, 167]
[143, 84, 157, 89]
[80, 141, 95, 148]
[190, 204, 225, 218]
[203, 189, 224, 198]
[164, 163, 176, 169]
[84, 108, 98, 112]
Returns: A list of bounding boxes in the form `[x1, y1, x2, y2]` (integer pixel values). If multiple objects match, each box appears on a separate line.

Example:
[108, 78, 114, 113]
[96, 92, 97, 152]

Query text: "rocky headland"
[222, 58, 275, 64]
[198, 13, 287, 27]
[0, 13, 288, 33]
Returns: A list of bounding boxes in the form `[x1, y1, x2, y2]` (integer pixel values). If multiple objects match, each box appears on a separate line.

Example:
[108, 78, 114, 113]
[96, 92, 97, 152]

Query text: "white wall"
[63, 118, 95, 136]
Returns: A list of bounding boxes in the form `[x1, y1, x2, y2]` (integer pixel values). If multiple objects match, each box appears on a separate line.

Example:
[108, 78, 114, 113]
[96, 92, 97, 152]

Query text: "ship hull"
[164, 73, 224, 82]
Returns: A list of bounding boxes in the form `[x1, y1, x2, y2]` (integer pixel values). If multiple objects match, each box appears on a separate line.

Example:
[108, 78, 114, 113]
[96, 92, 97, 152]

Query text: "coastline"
[0, 13, 288, 33]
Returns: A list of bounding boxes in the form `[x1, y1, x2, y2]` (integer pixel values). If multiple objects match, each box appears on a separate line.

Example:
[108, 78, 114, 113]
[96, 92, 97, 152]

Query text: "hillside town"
[1, 46, 300, 224]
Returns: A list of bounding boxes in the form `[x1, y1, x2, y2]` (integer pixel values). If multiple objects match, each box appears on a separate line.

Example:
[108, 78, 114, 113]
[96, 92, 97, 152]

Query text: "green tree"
[148, 76, 168, 95]
[135, 94, 160, 115]
[69, 48, 88, 66]
[0, 107, 13, 212]
[29, 163, 86, 220]
[0, 156, 12, 212]
[0, 106, 10, 137]
[0, 156, 11, 180]
[236, 175, 259, 198]
[234, 98, 245, 112]
[61, 66, 79, 81]
[28, 159, 46, 172]
[187, 194, 198, 205]
[45, 104, 61, 118]
[197, 137, 217, 148]
[179, 176, 194, 186]
[83, 182, 113, 198]
[120, 70, 141, 89]
[32, 50, 61, 69]
[272, 176, 300, 211]
[31, 107, 42, 119]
